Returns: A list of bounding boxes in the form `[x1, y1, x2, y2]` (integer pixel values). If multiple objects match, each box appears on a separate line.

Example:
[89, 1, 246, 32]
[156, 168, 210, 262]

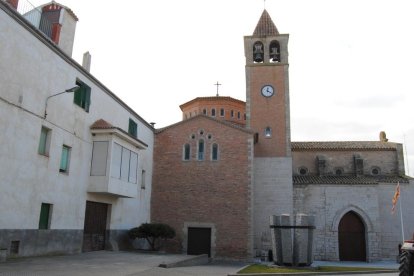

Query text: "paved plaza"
[0, 251, 399, 276]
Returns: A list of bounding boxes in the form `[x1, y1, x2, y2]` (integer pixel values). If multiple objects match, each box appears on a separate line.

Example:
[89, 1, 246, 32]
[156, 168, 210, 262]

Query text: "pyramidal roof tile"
[253, 9, 279, 36]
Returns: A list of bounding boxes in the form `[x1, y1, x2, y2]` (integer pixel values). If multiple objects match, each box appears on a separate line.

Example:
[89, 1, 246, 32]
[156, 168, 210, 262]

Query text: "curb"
[228, 269, 398, 276]
[159, 254, 209, 268]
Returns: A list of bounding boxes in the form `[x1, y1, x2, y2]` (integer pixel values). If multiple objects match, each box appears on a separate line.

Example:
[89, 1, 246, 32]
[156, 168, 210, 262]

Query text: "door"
[187, 227, 211, 257]
[338, 211, 366, 261]
[82, 201, 109, 252]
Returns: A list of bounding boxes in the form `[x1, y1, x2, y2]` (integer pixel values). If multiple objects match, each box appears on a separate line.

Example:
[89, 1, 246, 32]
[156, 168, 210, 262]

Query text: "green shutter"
[128, 119, 137, 137]
[84, 86, 91, 112]
[39, 203, 50, 229]
[74, 85, 83, 106]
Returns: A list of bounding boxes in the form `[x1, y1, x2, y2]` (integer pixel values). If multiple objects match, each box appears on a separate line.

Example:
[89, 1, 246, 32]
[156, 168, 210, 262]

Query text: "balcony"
[88, 120, 147, 198]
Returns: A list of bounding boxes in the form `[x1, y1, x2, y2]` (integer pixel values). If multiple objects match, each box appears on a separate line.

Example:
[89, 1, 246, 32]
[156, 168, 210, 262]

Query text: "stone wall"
[253, 157, 293, 255]
[293, 182, 414, 261]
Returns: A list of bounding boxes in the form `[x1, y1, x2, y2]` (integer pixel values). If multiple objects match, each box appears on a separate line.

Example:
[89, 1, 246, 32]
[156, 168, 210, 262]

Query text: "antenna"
[264, 0, 266, 9]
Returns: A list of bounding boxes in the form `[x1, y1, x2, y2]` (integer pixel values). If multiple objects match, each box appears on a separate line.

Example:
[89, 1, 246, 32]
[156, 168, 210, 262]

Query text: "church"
[151, 10, 414, 262]
[1, 0, 413, 263]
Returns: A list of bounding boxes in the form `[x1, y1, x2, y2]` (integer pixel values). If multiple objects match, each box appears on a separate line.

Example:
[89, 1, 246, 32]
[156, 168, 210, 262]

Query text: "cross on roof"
[214, 81, 222, 96]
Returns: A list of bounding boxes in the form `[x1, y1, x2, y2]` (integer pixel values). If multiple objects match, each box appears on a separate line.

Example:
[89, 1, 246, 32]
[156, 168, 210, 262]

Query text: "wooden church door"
[338, 211, 366, 261]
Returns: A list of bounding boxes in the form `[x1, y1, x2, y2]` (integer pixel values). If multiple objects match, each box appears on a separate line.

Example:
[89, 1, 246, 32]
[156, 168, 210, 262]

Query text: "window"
[231, 110, 234, 118]
[128, 119, 137, 138]
[39, 203, 52, 229]
[203, 109, 207, 115]
[59, 145, 71, 173]
[110, 142, 138, 184]
[212, 144, 218, 161]
[74, 80, 91, 112]
[265, 127, 272, 137]
[335, 168, 344, 176]
[38, 126, 51, 156]
[141, 170, 146, 189]
[220, 108, 225, 117]
[198, 140, 204, 160]
[91, 141, 108, 176]
[237, 112, 241, 119]
[299, 167, 308, 175]
[371, 166, 381, 175]
[184, 144, 191, 160]
[211, 108, 216, 117]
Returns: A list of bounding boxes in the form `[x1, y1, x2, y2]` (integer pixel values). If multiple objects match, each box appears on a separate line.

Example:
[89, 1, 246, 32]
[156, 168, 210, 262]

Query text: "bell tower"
[245, 9, 291, 157]
[245, 9, 293, 256]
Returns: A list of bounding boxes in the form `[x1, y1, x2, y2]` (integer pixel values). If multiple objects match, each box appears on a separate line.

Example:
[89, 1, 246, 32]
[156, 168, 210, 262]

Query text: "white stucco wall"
[0, 5, 153, 234]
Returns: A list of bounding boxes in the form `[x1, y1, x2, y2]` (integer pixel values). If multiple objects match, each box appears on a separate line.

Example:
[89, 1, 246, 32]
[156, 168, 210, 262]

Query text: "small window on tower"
[264, 127, 272, 138]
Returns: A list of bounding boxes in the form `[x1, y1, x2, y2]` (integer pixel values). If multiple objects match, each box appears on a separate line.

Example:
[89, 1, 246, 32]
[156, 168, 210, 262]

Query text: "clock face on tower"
[261, 85, 274, 97]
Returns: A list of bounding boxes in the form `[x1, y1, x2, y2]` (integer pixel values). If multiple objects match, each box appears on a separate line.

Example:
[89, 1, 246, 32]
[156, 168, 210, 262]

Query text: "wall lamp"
[44, 86, 79, 119]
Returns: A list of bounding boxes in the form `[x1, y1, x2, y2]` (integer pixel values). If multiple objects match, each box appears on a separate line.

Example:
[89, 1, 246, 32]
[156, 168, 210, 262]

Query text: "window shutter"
[84, 86, 91, 112]
[74, 86, 82, 106]
[39, 203, 50, 229]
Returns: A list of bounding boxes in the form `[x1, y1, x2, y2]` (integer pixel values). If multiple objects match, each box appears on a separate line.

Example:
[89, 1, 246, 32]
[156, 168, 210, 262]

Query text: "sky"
[26, 0, 414, 176]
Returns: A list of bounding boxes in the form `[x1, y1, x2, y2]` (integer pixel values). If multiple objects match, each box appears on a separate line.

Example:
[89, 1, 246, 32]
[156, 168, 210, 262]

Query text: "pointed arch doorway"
[338, 211, 366, 261]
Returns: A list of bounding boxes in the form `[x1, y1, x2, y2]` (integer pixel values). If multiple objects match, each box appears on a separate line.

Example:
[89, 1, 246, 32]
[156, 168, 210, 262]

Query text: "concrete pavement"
[0, 251, 244, 276]
[0, 251, 400, 276]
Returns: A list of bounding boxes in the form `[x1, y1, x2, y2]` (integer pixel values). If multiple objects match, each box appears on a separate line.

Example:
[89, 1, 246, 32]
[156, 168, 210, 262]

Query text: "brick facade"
[152, 116, 254, 259]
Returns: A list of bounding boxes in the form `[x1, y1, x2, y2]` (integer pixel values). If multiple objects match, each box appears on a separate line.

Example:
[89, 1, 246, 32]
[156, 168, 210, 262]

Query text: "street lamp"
[44, 86, 79, 119]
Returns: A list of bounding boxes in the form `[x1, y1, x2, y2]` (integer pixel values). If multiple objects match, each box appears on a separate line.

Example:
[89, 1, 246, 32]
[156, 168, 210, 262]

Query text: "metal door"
[82, 201, 109, 252]
[187, 227, 211, 257]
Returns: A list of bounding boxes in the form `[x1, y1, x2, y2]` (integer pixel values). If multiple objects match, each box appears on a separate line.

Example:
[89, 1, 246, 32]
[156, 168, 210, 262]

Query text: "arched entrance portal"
[338, 211, 366, 261]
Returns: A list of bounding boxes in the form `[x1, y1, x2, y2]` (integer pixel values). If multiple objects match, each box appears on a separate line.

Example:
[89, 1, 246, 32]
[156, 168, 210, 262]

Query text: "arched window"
[264, 127, 272, 137]
[253, 41, 264, 63]
[183, 144, 190, 161]
[211, 108, 216, 117]
[198, 140, 204, 160]
[269, 40, 281, 62]
[212, 144, 218, 161]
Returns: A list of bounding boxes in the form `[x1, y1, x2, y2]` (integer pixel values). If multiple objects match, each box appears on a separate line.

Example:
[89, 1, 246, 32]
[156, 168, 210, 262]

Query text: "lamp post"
[44, 86, 79, 119]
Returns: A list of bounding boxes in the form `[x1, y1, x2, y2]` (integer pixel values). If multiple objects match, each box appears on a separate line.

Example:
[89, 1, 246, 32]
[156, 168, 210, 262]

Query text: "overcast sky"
[27, 0, 414, 176]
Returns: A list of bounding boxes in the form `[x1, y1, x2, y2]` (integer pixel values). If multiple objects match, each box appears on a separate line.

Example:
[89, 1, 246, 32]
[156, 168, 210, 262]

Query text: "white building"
[0, 0, 153, 256]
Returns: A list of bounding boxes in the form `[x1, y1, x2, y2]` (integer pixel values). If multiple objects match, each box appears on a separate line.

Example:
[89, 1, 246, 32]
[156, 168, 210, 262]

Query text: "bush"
[129, 223, 175, 251]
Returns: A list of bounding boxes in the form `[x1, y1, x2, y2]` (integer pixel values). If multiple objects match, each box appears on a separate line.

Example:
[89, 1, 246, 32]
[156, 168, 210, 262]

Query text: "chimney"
[6, 0, 18, 9]
[82, 51, 91, 72]
[38, 2, 78, 57]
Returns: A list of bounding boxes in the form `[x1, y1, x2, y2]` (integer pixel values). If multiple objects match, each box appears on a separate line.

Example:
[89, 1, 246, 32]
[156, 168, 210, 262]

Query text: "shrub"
[129, 223, 175, 251]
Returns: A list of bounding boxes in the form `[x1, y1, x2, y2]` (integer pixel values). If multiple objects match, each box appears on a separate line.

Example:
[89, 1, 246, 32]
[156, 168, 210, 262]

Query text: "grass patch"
[238, 264, 394, 274]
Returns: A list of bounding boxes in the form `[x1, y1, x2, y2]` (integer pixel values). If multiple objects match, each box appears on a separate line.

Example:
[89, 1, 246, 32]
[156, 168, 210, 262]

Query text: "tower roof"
[253, 9, 279, 36]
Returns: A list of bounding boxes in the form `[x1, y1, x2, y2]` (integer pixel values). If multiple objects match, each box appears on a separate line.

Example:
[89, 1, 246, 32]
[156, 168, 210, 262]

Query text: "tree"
[128, 223, 175, 251]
